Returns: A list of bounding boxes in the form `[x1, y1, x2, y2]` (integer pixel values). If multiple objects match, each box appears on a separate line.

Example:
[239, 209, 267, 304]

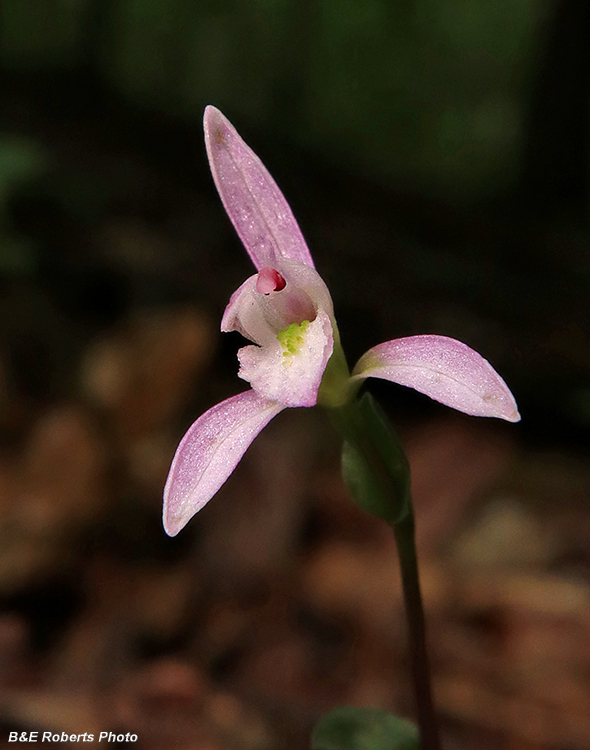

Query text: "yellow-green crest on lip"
[277, 320, 310, 358]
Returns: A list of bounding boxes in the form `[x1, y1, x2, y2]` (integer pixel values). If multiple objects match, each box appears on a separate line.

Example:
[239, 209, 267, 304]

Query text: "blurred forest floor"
[1, 35, 590, 750]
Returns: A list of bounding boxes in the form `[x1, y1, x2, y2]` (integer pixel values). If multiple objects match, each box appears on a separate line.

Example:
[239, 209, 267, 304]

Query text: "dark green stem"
[393, 513, 441, 750]
[330, 397, 441, 750]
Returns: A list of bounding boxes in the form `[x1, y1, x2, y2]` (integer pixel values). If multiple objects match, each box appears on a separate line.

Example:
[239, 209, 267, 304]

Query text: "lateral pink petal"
[353, 335, 520, 422]
[204, 106, 315, 270]
[163, 391, 285, 536]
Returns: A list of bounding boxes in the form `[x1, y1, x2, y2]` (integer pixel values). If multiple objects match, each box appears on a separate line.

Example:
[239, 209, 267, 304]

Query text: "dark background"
[0, 1, 589, 748]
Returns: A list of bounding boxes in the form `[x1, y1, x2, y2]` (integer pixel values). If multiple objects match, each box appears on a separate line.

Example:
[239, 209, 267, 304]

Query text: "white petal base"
[238, 309, 334, 407]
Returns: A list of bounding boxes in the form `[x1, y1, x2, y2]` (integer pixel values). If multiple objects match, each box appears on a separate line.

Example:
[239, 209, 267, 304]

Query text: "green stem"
[330, 397, 441, 750]
[393, 513, 441, 750]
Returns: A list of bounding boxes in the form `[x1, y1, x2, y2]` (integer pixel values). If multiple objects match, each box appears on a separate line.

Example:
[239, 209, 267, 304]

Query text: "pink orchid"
[163, 106, 520, 537]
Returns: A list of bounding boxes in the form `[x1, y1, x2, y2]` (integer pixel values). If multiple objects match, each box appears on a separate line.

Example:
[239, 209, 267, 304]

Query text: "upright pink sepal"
[353, 335, 520, 422]
[204, 106, 315, 270]
[163, 390, 285, 536]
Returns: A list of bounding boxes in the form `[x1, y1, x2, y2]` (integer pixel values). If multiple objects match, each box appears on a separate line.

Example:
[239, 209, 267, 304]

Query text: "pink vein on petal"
[204, 105, 315, 270]
[163, 390, 285, 536]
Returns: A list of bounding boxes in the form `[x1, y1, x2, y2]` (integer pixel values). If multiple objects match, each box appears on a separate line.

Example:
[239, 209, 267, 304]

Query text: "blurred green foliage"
[0, 0, 91, 67]
[0, 135, 47, 273]
[0, 0, 547, 199]
[312, 707, 419, 750]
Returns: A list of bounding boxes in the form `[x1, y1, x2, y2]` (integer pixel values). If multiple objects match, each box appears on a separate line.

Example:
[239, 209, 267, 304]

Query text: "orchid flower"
[163, 106, 519, 537]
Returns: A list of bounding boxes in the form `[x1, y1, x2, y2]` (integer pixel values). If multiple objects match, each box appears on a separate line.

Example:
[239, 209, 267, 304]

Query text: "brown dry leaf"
[300, 539, 402, 635]
[17, 406, 106, 531]
[81, 306, 215, 438]
[108, 658, 211, 749]
[131, 564, 197, 639]
[405, 419, 514, 557]
[0, 406, 106, 592]
[451, 498, 560, 570]
[0, 688, 102, 738]
[204, 691, 275, 750]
